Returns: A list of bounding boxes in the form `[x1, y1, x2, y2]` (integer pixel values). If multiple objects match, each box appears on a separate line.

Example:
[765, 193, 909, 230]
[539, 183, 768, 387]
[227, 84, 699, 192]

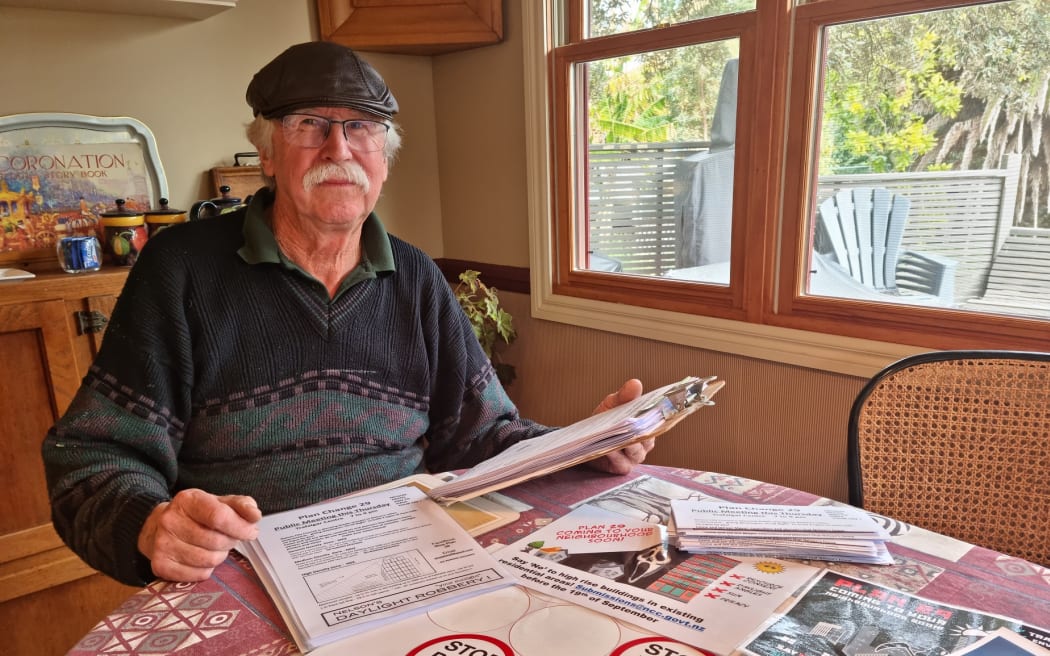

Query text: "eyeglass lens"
[281, 114, 389, 151]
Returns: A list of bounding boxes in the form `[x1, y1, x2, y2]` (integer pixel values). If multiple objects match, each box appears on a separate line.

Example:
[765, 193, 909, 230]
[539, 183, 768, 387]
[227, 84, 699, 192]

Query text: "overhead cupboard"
[316, 0, 504, 54]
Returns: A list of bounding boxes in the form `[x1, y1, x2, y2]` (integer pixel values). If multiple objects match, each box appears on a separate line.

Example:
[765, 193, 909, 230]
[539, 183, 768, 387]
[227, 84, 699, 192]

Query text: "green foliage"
[822, 29, 962, 173]
[454, 270, 517, 386]
[586, 0, 743, 144]
[589, 0, 755, 37]
[589, 60, 675, 143]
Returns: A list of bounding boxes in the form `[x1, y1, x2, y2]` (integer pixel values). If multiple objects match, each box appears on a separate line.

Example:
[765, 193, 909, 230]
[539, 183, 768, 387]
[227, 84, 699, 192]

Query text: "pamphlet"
[741, 571, 1050, 656]
[336, 472, 520, 537]
[496, 504, 821, 655]
[950, 628, 1050, 656]
[238, 485, 514, 653]
[670, 501, 893, 564]
[427, 376, 724, 504]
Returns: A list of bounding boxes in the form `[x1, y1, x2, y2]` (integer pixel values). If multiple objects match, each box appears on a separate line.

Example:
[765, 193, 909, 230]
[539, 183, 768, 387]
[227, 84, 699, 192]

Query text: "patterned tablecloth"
[69, 465, 1050, 655]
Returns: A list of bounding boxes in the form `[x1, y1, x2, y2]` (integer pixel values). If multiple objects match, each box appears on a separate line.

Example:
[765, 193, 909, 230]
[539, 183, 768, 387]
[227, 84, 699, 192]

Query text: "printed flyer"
[496, 504, 822, 655]
[239, 485, 513, 653]
[741, 571, 1050, 656]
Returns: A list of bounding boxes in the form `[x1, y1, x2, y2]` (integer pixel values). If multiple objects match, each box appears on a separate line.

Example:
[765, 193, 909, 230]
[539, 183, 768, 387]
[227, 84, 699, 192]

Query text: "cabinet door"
[0, 299, 129, 656]
[0, 298, 91, 598]
[0, 298, 79, 538]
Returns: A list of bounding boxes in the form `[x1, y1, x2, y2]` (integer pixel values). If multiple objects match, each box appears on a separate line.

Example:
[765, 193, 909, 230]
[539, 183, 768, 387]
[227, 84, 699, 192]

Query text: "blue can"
[57, 235, 103, 273]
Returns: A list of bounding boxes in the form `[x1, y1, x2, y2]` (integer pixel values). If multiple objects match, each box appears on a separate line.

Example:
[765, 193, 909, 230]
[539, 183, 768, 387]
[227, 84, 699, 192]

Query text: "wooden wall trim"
[434, 258, 531, 295]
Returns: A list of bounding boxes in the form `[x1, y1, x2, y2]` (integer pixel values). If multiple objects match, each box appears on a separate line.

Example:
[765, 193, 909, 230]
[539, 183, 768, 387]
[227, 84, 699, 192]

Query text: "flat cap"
[246, 41, 398, 120]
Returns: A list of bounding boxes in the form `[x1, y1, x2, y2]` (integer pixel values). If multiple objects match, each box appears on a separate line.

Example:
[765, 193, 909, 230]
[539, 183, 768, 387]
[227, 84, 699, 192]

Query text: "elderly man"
[42, 41, 652, 588]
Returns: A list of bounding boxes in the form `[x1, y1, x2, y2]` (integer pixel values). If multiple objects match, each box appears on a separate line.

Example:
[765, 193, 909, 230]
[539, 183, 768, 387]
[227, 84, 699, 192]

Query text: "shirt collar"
[237, 186, 396, 276]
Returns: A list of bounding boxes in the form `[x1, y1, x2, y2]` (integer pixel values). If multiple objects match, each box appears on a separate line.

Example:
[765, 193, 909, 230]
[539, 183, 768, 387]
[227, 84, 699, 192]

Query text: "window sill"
[529, 282, 924, 378]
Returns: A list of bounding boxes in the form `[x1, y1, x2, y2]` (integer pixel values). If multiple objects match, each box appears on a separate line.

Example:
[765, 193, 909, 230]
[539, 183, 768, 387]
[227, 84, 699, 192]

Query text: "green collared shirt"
[236, 187, 396, 301]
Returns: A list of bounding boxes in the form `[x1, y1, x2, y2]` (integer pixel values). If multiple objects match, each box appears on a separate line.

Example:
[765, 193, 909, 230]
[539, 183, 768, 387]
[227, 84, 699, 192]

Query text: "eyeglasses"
[279, 113, 390, 152]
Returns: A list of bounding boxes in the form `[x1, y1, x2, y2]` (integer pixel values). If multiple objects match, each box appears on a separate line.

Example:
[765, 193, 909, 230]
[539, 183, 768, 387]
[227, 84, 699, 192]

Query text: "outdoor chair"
[816, 187, 958, 303]
[848, 350, 1050, 566]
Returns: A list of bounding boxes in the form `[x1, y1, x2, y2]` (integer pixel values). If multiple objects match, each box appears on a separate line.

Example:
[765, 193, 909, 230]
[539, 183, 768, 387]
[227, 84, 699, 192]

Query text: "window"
[524, 0, 1050, 372]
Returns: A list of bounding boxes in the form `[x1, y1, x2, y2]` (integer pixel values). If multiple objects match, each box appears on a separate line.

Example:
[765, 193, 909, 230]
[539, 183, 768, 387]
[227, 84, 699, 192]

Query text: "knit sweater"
[42, 188, 548, 586]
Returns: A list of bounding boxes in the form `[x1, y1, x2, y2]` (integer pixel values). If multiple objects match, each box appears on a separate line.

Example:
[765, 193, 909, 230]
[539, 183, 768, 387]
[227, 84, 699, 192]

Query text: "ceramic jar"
[145, 198, 187, 237]
[99, 199, 148, 266]
[189, 185, 246, 220]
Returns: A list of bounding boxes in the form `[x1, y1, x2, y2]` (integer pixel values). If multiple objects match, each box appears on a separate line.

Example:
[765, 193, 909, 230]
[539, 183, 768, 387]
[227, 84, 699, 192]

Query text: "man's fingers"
[148, 544, 229, 582]
[221, 495, 263, 524]
[138, 490, 264, 582]
[616, 378, 644, 405]
[634, 437, 656, 455]
[587, 437, 655, 476]
[593, 378, 644, 414]
[178, 490, 260, 541]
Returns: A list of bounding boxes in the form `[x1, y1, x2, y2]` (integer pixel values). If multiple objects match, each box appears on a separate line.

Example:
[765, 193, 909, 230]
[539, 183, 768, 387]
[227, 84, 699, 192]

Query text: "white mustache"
[302, 162, 370, 193]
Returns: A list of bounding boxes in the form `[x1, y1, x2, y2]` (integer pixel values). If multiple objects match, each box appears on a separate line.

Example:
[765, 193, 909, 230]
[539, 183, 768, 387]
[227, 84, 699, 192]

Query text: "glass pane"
[805, 0, 1050, 321]
[579, 39, 739, 284]
[587, 0, 755, 38]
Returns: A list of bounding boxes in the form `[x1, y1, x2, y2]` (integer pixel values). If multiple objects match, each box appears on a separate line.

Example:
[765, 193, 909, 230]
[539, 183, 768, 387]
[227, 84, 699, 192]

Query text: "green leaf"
[453, 270, 517, 386]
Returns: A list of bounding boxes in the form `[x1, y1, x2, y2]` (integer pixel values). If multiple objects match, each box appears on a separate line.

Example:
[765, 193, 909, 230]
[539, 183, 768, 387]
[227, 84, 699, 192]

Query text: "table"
[68, 465, 1050, 655]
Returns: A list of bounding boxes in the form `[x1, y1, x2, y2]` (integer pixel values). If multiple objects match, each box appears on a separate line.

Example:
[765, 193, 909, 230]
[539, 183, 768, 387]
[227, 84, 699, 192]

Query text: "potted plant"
[454, 270, 517, 386]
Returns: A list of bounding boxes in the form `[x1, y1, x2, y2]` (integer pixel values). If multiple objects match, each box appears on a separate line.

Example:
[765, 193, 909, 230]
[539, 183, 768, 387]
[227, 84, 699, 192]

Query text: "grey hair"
[244, 115, 403, 190]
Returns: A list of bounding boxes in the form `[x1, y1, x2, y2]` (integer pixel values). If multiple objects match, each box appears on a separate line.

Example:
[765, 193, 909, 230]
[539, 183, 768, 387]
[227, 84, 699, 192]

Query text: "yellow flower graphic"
[754, 561, 785, 574]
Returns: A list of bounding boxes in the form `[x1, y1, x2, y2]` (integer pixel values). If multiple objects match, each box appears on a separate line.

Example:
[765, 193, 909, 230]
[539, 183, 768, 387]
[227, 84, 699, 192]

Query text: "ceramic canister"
[99, 199, 148, 266]
[144, 198, 187, 237]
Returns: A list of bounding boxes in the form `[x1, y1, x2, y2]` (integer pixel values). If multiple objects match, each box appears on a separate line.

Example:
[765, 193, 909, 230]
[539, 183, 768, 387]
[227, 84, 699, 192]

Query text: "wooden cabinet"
[0, 270, 140, 656]
[0, 0, 236, 20]
[317, 0, 503, 55]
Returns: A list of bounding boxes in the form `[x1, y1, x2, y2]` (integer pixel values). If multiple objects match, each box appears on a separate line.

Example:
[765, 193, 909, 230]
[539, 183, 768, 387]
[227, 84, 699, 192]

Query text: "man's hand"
[138, 489, 262, 582]
[587, 378, 655, 475]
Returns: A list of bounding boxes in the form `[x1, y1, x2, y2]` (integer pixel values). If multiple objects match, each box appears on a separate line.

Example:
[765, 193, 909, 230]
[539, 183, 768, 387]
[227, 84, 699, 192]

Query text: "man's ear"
[259, 148, 276, 178]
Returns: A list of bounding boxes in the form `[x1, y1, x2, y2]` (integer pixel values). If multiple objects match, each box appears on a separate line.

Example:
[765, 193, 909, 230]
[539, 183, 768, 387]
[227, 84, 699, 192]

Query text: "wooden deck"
[587, 143, 1050, 318]
[963, 228, 1050, 318]
[587, 141, 706, 275]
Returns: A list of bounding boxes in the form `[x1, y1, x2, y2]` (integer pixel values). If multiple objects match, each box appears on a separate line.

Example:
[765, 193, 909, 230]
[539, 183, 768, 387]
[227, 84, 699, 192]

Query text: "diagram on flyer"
[307, 549, 436, 602]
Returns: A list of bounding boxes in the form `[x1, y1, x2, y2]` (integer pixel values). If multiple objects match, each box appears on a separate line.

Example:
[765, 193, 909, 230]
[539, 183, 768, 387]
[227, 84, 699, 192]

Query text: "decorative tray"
[0, 112, 168, 267]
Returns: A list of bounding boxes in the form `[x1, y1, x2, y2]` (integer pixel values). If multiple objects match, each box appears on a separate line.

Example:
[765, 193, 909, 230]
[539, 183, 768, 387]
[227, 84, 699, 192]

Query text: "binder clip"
[637, 376, 720, 420]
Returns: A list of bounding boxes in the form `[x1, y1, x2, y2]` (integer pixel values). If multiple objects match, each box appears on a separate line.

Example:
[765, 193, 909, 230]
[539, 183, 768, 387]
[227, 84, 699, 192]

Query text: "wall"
[0, 0, 444, 253]
[432, 5, 531, 267]
[494, 291, 865, 502]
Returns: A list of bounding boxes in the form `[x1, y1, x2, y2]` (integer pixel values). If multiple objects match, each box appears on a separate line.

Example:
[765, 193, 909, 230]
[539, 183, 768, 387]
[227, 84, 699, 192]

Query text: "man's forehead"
[286, 107, 386, 120]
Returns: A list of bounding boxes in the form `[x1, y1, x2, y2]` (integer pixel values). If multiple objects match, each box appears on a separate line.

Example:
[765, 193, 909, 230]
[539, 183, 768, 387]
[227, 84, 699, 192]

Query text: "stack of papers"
[427, 376, 724, 504]
[237, 485, 513, 653]
[669, 501, 894, 565]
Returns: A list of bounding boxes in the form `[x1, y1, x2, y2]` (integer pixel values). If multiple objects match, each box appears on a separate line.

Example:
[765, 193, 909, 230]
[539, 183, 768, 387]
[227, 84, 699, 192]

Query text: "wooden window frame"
[523, 0, 1048, 378]
[774, 0, 1049, 349]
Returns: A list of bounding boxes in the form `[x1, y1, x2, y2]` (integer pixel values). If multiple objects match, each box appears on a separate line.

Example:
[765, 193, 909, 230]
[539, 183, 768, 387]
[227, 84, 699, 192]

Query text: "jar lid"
[145, 198, 187, 222]
[210, 185, 243, 207]
[100, 198, 145, 225]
